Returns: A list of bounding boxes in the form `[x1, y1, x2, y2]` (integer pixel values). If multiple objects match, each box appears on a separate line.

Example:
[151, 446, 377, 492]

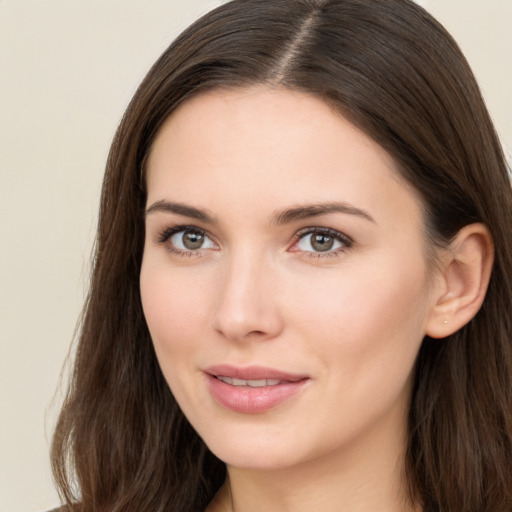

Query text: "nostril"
[247, 330, 266, 337]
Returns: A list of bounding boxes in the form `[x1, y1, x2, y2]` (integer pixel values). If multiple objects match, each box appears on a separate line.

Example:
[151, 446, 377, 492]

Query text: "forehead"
[145, 86, 423, 230]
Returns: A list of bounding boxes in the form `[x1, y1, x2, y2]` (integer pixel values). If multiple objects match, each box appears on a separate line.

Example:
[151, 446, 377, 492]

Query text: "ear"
[426, 223, 494, 339]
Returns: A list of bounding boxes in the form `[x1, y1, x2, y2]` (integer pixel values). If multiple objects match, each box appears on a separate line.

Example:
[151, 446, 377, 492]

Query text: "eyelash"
[292, 227, 353, 259]
[156, 225, 353, 259]
[157, 225, 215, 257]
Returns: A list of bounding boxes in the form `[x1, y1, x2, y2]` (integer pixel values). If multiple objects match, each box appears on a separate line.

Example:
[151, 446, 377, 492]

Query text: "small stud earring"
[443, 319, 448, 324]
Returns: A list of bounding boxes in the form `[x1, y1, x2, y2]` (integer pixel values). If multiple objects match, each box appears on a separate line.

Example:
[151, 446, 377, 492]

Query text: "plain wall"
[0, 1, 510, 510]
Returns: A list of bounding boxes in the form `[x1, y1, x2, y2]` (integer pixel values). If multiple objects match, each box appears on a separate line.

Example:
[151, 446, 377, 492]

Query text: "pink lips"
[205, 365, 309, 414]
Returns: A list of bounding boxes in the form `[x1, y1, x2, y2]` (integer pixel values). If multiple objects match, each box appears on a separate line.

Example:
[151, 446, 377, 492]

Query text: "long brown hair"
[51, 1, 512, 511]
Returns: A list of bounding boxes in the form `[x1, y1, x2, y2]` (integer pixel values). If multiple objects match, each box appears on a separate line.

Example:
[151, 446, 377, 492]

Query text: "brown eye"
[295, 228, 351, 255]
[182, 230, 204, 250]
[168, 228, 216, 252]
[310, 233, 335, 252]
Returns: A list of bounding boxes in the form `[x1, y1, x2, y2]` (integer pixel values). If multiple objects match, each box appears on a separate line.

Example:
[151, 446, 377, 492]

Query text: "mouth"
[205, 364, 308, 382]
[214, 376, 282, 387]
[204, 365, 310, 413]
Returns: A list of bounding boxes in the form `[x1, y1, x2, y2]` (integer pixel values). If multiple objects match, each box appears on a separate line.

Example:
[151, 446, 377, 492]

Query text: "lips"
[216, 376, 281, 387]
[205, 365, 309, 413]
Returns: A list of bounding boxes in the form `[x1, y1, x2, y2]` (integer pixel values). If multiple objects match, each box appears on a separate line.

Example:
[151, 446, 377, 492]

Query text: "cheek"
[283, 253, 430, 369]
[281, 259, 429, 438]
[140, 263, 212, 352]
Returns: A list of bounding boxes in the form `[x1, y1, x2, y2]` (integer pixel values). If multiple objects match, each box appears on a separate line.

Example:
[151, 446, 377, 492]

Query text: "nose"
[211, 250, 284, 343]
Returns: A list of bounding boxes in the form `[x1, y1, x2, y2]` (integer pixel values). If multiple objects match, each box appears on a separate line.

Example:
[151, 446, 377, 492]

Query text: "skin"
[140, 86, 487, 512]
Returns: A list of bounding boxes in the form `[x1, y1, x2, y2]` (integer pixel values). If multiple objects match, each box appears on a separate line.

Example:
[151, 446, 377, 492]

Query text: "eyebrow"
[145, 200, 375, 225]
[145, 200, 215, 223]
[271, 202, 375, 225]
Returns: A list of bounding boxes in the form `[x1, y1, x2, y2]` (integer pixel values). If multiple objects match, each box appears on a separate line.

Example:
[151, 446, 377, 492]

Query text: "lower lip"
[206, 374, 309, 414]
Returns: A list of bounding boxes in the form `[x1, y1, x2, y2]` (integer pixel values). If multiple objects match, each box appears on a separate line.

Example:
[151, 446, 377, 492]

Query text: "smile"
[215, 376, 281, 387]
[205, 365, 310, 414]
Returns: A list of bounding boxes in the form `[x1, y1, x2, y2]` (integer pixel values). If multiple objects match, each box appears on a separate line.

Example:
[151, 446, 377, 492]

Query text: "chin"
[209, 445, 302, 471]
[199, 424, 309, 471]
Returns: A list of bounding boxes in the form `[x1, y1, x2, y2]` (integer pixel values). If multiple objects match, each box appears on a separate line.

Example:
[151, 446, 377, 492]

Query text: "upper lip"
[205, 364, 308, 382]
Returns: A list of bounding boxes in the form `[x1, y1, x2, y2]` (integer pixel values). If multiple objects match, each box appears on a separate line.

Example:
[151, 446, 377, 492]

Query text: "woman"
[51, 0, 512, 511]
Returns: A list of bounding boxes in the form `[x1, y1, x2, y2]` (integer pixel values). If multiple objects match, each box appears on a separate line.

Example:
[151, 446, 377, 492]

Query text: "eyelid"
[154, 224, 352, 258]
[156, 224, 218, 255]
[295, 226, 353, 243]
[157, 224, 207, 241]
[290, 226, 353, 255]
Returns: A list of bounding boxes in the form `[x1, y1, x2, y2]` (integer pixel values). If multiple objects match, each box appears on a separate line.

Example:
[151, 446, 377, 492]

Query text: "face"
[140, 86, 439, 472]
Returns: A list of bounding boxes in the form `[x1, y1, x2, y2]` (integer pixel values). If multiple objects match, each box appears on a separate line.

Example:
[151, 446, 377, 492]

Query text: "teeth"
[216, 376, 281, 387]
[245, 379, 268, 388]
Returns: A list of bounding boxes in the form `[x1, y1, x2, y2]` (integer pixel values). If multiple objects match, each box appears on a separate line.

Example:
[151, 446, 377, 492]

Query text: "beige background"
[0, 1, 510, 511]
